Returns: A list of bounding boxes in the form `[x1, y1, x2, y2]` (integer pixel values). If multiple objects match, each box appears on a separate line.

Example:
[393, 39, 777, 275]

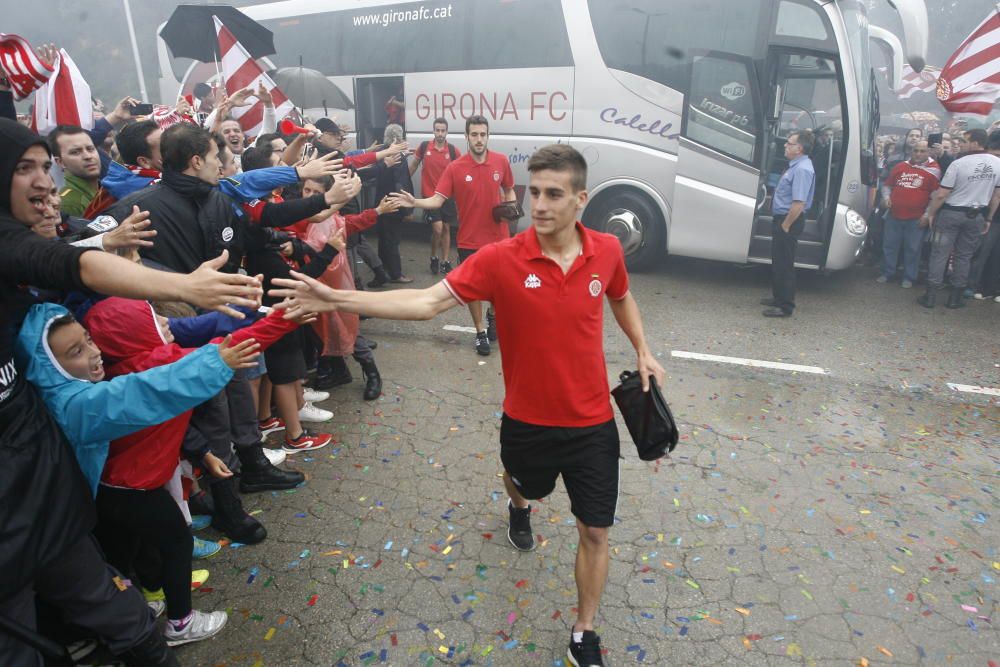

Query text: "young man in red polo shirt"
[409, 117, 461, 275]
[392, 115, 515, 356]
[271, 144, 664, 667]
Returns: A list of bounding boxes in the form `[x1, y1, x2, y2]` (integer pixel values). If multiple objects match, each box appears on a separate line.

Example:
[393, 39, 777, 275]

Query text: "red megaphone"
[279, 119, 311, 135]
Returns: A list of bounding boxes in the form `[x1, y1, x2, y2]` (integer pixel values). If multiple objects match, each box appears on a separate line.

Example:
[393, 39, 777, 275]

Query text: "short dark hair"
[160, 123, 215, 173]
[988, 130, 1000, 151]
[967, 128, 989, 148]
[303, 175, 333, 191]
[48, 125, 89, 157]
[527, 144, 588, 192]
[465, 115, 489, 134]
[433, 117, 448, 129]
[240, 145, 273, 172]
[48, 313, 76, 337]
[790, 129, 815, 154]
[115, 120, 159, 166]
[193, 82, 212, 99]
[256, 132, 282, 148]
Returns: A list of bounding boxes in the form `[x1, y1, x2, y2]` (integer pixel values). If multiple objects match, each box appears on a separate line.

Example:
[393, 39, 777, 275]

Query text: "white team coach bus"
[157, 0, 928, 271]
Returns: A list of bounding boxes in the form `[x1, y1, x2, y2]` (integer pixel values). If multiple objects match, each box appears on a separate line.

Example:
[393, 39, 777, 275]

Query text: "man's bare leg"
[502, 471, 529, 509]
[573, 521, 609, 633]
[430, 220, 443, 261]
[440, 223, 451, 265]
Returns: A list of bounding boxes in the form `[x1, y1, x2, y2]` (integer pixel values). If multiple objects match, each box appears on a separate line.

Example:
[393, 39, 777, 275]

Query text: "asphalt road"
[133, 236, 998, 666]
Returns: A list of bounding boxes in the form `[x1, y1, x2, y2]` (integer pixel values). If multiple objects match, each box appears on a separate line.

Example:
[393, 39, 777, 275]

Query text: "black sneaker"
[430, 256, 440, 274]
[486, 308, 497, 342]
[441, 260, 453, 275]
[475, 330, 491, 356]
[567, 630, 604, 666]
[507, 501, 534, 551]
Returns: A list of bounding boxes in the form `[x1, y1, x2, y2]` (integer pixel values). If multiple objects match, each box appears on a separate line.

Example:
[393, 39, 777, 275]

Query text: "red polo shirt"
[417, 141, 461, 197]
[435, 151, 514, 249]
[442, 223, 629, 427]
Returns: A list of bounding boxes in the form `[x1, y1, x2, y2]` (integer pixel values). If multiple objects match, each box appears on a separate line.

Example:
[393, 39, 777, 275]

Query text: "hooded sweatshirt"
[15, 303, 236, 496]
[84, 297, 298, 490]
[0, 117, 98, 598]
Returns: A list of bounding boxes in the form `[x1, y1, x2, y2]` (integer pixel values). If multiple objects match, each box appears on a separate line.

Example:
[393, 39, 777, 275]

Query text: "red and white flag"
[0, 33, 54, 100]
[897, 64, 941, 99]
[32, 48, 93, 135]
[937, 4, 1000, 116]
[213, 16, 293, 138]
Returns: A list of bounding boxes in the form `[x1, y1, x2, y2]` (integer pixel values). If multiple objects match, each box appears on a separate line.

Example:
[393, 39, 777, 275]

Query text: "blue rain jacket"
[14, 303, 234, 496]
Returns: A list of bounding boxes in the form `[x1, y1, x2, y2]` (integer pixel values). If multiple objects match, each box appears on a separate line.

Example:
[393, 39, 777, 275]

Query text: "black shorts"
[457, 247, 478, 263]
[424, 199, 458, 224]
[263, 329, 307, 385]
[500, 414, 621, 528]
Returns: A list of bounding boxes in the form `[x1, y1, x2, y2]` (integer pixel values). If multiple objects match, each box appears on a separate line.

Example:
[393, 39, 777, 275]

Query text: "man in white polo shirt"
[919, 128, 1000, 309]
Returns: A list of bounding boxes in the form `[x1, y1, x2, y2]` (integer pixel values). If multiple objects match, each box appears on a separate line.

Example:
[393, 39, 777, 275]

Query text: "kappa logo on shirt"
[465, 175, 473, 182]
[524, 273, 541, 289]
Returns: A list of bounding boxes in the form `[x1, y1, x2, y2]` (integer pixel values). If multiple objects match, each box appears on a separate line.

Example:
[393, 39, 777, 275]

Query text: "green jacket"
[59, 172, 98, 217]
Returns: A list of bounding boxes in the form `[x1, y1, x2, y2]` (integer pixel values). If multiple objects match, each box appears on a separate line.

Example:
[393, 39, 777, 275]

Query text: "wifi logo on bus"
[721, 83, 747, 100]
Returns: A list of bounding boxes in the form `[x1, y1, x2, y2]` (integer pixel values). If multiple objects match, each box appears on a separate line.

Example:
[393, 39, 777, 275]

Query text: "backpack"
[418, 141, 458, 162]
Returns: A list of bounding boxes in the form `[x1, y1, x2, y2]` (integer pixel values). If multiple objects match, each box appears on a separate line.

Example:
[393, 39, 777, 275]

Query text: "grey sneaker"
[164, 610, 228, 646]
[148, 599, 166, 618]
[901, 280, 913, 289]
[876, 275, 889, 283]
[507, 500, 535, 551]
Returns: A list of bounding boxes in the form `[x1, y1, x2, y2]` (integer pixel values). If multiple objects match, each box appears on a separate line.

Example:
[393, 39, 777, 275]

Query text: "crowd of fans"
[872, 120, 1000, 306]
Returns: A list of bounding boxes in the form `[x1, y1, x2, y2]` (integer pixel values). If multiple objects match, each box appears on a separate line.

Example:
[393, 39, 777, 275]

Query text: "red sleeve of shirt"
[441, 244, 497, 305]
[501, 157, 514, 190]
[216, 310, 298, 351]
[344, 208, 378, 237]
[605, 239, 630, 301]
[344, 152, 377, 170]
[435, 162, 455, 199]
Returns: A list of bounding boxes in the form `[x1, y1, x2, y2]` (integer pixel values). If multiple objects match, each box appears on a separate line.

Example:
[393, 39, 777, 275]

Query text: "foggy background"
[3, 0, 993, 117]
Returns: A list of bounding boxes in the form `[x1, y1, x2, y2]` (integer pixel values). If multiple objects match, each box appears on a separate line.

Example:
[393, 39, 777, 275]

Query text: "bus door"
[668, 52, 764, 263]
[750, 52, 845, 268]
[354, 75, 405, 152]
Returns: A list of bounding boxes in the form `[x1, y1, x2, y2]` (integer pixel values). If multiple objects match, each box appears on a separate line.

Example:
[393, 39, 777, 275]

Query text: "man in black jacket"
[0, 117, 261, 666]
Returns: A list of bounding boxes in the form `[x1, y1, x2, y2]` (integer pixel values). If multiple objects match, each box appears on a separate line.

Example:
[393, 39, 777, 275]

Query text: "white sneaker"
[302, 388, 330, 403]
[974, 293, 985, 300]
[148, 599, 166, 618]
[262, 447, 286, 466]
[164, 610, 228, 646]
[299, 402, 333, 422]
[995, 295, 1000, 303]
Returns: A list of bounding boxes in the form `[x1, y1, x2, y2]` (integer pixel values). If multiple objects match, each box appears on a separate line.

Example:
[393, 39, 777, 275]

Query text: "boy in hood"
[14, 303, 260, 497]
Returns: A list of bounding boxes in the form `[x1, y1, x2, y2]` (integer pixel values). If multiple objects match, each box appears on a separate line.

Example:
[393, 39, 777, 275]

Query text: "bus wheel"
[584, 190, 664, 271]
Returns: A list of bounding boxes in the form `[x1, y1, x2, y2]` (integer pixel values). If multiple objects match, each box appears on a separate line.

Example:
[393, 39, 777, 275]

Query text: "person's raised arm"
[271, 272, 458, 321]
[390, 190, 446, 210]
[79, 250, 261, 318]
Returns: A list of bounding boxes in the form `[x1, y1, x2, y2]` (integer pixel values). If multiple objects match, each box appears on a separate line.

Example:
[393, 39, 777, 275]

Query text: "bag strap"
[449, 143, 458, 160]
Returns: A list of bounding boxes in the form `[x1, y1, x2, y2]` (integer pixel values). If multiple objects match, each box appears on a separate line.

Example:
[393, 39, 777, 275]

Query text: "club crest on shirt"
[524, 273, 541, 289]
[493, 172, 500, 181]
[222, 227, 234, 242]
[588, 279, 602, 297]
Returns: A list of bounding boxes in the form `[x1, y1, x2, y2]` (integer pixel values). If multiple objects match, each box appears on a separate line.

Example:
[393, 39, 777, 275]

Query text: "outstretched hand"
[269, 271, 340, 317]
[218, 334, 261, 370]
[181, 251, 262, 319]
[101, 206, 156, 251]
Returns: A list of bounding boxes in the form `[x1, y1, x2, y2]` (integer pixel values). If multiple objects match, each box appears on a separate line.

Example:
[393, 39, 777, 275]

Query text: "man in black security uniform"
[0, 117, 261, 665]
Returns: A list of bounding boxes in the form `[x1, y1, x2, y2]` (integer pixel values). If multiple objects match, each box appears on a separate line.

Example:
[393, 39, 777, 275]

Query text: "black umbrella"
[269, 66, 355, 111]
[161, 5, 275, 63]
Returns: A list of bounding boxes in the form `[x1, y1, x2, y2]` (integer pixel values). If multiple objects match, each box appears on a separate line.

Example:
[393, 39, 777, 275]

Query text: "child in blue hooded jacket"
[14, 302, 259, 497]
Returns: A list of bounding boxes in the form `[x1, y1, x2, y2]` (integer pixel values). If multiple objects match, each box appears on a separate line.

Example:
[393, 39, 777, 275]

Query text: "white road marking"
[946, 383, 1000, 397]
[670, 350, 829, 375]
[443, 325, 478, 333]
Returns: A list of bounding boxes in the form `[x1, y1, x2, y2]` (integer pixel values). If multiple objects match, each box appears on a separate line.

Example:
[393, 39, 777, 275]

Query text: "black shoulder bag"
[611, 370, 678, 460]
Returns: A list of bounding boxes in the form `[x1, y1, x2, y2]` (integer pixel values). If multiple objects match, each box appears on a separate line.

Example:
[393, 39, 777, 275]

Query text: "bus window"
[775, 1, 830, 41]
[587, 0, 765, 93]
[469, 0, 573, 70]
[686, 55, 760, 163]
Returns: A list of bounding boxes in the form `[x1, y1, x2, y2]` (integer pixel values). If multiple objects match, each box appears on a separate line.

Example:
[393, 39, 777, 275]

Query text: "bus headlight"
[844, 209, 867, 236]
